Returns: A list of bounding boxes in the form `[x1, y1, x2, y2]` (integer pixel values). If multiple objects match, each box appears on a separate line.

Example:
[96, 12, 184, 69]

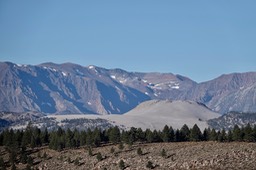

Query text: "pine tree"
[209, 129, 217, 141]
[109, 126, 121, 144]
[202, 128, 210, 141]
[162, 125, 170, 142]
[252, 125, 256, 142]
[2, 130, 10, 146]
[57, 127, 64, 136]
[243, 124, 253, 142]
[145, 129, 153, 143]
[174, 129, 181, 142]
[5, 129, 18, 150]
[41, 128, 49, 144]
[93, 128, 102, 147]
[161, 125, 174, 142]
[0, 132, 3, 146]
[190, 124, 202, 141]
[31, 127, 42, 147]
[15, 130, 23, 148]
[128, 127, 137, 145]
[86, 128, 93, 146]
[217, 129, 226, 142]
[22, 122, 33, 147]
[152, 130, 161, 142]
[80, 130, 87, 146]
[169, 126, 175, 142]
[49, 131, 65, 151]
[65, 128, 74, 148]
[101, 130, 109, 144]
[232, 125, 242, 141]
[121, 130, 130, 144]
[73, 128, 81, 148]
[136, 128, 146, 142]
[180, 124, 190, 141]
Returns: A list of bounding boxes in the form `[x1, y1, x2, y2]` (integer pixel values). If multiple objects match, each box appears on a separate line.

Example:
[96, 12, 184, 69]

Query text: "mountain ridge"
[0, 61, 256, 114]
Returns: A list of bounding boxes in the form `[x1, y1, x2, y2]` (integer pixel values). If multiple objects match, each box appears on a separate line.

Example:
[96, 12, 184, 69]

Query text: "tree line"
[1, 123, 256, 151]
[0, 123, 256, 169]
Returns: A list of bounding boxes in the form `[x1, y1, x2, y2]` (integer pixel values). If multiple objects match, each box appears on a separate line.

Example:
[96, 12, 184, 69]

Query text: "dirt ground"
[2, 142, 256, 170]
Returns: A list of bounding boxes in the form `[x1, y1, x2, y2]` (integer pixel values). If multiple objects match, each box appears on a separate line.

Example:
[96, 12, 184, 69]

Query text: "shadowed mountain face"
[0, 62, 256, 114]
[187, 73, 256, 113]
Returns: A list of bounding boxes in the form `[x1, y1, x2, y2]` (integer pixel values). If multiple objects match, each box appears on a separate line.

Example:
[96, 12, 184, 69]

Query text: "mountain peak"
[0, 61, 256, 114]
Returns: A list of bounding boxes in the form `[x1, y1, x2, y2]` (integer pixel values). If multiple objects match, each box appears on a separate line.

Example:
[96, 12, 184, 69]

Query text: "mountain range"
[1, 61, 256, 114]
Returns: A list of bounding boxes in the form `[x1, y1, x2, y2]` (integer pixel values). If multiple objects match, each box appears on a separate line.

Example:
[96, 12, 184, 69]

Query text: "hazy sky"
[0, 1, 255, 82]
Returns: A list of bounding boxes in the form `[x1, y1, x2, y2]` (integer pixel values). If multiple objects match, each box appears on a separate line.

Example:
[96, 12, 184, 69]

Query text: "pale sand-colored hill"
[106, 100, 220, 130]
[48, 100, 220, 130]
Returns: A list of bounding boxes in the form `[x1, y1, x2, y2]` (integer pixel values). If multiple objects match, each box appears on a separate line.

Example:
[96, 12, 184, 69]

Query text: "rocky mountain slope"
[187, 72, 256, 113]
[208, 111, 256, 130]
[0, 61, 256, 114]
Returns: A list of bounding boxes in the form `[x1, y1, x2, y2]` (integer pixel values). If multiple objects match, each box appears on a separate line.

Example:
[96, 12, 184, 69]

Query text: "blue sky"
[0, 1, 255, 82]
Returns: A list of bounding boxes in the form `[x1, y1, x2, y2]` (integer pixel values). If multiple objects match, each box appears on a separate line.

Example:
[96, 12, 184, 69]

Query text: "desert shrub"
[37, 152, 41, 158]
[27, 156, 33, 166]
[161, 148, 167, 158]
[110, 147, 115, 153]
[20, 152, 28, 164]
[88, 147, 93, 156]
[67, 157, 71, 163]
[146, 161, 154, 169]
[137, 147, 143, 155]
[0, 157, 6, 170]
[11, 163, 16, 170]
[96, 152, 103, 161]
[74, 158, 79, 166]
[118, 142, 124, 150]
[119, 159, 125, 170]
[43, 152, 47, 159]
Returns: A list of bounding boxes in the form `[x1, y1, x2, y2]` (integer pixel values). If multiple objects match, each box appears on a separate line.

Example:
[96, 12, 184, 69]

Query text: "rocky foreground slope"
[3, 142, 255, 170]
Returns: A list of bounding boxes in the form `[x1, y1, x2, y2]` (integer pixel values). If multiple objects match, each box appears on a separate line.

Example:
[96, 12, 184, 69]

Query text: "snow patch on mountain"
[62, 72, 67, 76]
[76, 69, 84, 76]
[88, 65, 95, 69]
[111, 75, 116, 79]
